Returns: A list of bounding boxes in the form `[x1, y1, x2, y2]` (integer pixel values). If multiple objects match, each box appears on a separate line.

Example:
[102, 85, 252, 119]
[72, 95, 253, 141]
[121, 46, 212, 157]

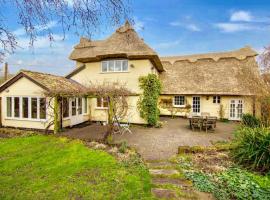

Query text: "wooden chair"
[203, 116, 217, 133]
[190, 116, 203, 132]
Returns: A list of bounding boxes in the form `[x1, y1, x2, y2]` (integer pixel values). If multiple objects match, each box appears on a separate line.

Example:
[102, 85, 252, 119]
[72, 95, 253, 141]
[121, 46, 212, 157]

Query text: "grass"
[0, 135, 154, 200]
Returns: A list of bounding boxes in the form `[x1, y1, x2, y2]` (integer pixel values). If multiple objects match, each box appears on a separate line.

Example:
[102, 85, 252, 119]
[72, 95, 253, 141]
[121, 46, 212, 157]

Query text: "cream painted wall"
[70, 59, 158, 124]
[0, 77, 55, 130]
[87, 96, 146, 124]
[71, 59, 158, 94]
[159, 95, 257, 120]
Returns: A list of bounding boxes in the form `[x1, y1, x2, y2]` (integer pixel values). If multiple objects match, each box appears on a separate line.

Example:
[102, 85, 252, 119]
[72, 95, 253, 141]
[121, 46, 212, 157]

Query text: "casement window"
[101, 60, 128, 72]
[6, 97, 46, 120]
[97, 97, 108, 108]
[213, 96, 221, 104]
[83, 97, 88, 114]
[173, 96, 185, 107]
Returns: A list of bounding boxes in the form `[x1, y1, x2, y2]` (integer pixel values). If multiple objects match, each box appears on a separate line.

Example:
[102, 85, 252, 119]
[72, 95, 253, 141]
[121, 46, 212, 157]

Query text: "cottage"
[0, 21, 262, 130]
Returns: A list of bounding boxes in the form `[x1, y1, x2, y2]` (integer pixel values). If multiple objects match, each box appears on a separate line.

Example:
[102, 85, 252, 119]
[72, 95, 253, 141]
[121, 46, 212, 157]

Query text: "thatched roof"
[69, 21, 164, 72]
[160, 47, 261, 95]
[0, 70, 86, 95]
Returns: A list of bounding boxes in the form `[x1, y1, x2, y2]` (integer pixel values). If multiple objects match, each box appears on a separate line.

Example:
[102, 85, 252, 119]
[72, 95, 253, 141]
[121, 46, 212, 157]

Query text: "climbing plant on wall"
[138, 74, 162, 126]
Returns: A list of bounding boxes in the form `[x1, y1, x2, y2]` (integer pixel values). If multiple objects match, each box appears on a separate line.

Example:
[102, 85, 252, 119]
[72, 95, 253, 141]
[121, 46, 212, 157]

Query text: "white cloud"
[170, 21, 201, 32]
[13, 21, 58, 37]
[215, 23, 254, 33]
[230, 10, 253, 22]
[133, 17, 144, 32]
[155, 40, 181, 49]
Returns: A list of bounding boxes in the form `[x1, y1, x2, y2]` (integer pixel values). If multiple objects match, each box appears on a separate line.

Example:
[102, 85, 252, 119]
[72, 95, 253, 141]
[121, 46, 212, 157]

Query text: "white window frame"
[5, 96, 47, 122]
[173, 96, 185, 107]
[101, 60, 128, 73]
[213, 96, 221, 104]
[96, 97, 108, 109]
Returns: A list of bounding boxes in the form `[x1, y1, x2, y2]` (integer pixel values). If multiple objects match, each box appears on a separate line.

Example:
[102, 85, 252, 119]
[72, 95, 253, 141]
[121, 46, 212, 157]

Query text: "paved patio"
[62, 117, 238, 161]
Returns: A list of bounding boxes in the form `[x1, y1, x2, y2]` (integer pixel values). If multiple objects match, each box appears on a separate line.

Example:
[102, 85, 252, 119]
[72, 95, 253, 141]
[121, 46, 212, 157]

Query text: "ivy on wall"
[138, 74, 162, 126]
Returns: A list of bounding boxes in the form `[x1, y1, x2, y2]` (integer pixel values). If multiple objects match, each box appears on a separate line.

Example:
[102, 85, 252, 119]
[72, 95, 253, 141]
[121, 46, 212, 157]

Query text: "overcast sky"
[3, 0, 270, 75]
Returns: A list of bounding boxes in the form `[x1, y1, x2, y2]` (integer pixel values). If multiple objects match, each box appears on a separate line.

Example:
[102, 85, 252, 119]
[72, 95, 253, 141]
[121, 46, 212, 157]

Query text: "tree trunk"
[103, 97, 114, 142]
[54, 97, 61, 134]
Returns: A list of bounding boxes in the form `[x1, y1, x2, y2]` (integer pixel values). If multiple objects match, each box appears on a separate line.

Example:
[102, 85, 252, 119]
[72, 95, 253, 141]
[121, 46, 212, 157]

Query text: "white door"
[229, 99, 243, 120]
[70, 98, 84, 126]
[192, 96, 201, 114]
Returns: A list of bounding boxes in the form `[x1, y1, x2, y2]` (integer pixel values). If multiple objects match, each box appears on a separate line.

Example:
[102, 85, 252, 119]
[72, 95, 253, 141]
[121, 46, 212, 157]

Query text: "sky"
[3, 0, 270, 75]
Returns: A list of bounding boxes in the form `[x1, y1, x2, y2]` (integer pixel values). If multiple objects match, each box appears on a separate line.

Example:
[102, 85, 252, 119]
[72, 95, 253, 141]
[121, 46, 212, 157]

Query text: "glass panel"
[22, 97, 28, 118]
[217, 96, 221, 103]
[84, 97, 87, 113]
[97, 97, 102, 107]
[108, 60, 114, 72]
[103, 97, 108, 108]
[115, 60, 122, 71]
[40, 98, 46, 119]
[31, 98, 38, 119]
[71, 98, 76, 116]
[78, 98, 82, 115]
[6, 97, 12, 117]
[174, 96, 185, 106]
[192, 97, 200, 113]
[14, 97, 20, 118]
[63, 98, 69, 118]
[102, 61, 107, 72]
[122, 60, 128, 71]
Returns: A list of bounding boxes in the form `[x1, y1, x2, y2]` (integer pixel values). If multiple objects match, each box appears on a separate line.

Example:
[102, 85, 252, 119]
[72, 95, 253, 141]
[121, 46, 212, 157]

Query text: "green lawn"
[0, 135, 153, 200]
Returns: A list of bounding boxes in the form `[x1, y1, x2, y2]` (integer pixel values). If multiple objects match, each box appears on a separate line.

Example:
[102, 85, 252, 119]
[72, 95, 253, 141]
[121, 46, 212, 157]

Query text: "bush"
[232, 127, 270, 172]
[241, 114, 261, 128]
[119, 141, 128, 153]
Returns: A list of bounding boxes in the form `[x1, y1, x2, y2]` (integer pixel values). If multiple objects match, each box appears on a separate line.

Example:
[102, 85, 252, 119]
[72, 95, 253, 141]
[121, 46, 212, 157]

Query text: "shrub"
[232, 127, 270, 172]
[138, 74, 162, 126]
[119, 141, 128, 153]
[241, 114, 261, 128]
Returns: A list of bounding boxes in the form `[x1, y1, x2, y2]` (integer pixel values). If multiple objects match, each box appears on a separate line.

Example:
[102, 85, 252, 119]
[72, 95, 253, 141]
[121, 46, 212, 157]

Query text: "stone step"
[151, 188, 178, 199]
[152, 177, 193, 188]
[147, 161, 176, 169]
[149, 169, 180, 176]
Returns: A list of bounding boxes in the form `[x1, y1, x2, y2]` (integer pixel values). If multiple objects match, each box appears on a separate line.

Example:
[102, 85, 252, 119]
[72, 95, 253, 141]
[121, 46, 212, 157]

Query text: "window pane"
[40, 98, 46, 119]
[78, 98, 82, 114]
[103, 97, 108, 108]
[6, 97, 12, 117]
[115, 60, 122, 71]
[102, 61, 107, 72]
[174, 96, 185, 106]
[217, 96, 221, 103]
[22, 97, 28, 118]
[108, 60, 114, 72]
[71, 98, 76, 116]
[31, 98, 38, 119]
[97, 97, 102, 107]
[122, 60, 128, 71]
[84, 97, 87, 113]
[14, 97, 20, 118]
[63, 98, 69, 118]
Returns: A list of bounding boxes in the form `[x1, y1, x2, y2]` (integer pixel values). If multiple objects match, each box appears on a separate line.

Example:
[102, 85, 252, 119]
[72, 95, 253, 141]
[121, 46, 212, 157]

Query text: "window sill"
[100, 71, 129, 74]
[95, 107, 108, 110]
[173, 105, 186, 108]
[5, 117, 47, 122]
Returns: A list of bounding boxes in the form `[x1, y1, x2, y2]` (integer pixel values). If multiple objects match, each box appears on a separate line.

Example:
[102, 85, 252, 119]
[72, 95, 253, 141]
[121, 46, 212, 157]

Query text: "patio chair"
[190, 116, 203, 132]
[203, 116, 217, 133]
[112, 113, 132, 135]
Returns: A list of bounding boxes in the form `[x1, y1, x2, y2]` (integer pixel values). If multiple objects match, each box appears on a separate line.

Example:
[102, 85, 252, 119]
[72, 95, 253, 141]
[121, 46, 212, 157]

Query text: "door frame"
[70, 97, 84, 126]
[192, 96, 201, 114]
[229, 99, 244, 120]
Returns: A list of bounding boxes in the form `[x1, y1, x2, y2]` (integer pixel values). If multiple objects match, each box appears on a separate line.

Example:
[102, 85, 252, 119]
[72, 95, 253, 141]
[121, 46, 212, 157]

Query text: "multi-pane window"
[173, 96, 185, 107]
[213, 96, 221, 104]
[6, 97, 46, 120]
[78, 98, 82, 115]
[71, 98, 76, 116]
[97, 97, 108, 108]
[101, 60, 128, 72]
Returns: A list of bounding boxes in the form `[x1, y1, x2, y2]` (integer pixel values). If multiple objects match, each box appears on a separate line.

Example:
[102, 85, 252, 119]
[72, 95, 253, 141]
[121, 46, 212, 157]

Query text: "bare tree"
[0, 0, 131, 61]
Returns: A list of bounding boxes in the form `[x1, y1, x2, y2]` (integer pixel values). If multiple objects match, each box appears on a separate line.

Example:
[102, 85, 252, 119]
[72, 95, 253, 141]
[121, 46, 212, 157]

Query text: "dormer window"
[101, 60, 128, 72]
